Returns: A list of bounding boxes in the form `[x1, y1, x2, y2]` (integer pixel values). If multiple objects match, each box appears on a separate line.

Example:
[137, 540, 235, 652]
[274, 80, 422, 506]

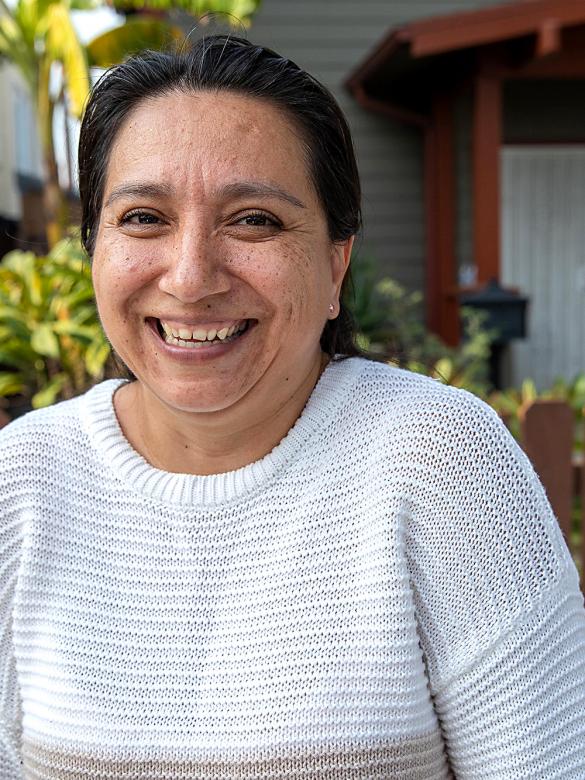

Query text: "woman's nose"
[157, 227, 232, 303]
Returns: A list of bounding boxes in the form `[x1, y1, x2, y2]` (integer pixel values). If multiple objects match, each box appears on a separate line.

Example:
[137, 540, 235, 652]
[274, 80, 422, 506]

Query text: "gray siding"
[250, 0, 508, 291]
[501, 147, 585, 388]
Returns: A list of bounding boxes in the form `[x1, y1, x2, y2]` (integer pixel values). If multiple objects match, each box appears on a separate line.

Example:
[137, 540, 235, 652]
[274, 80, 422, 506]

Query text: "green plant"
[0, 0, 261, 247]
[0, 236, 112, 409]
[346, 254, 494, 397]
[488, 373, 585, 447]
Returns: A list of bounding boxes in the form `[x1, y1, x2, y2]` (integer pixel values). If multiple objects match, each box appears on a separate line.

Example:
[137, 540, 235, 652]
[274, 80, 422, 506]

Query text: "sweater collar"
[80, 357, 366, 507]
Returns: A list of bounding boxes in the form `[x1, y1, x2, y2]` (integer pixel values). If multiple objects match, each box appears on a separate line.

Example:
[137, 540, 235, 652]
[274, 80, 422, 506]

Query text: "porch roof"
[346, 0, 585, 122]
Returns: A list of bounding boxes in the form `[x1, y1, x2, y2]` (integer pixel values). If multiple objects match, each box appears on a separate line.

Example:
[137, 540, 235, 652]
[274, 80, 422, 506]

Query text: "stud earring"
[329, 303, 335, 314]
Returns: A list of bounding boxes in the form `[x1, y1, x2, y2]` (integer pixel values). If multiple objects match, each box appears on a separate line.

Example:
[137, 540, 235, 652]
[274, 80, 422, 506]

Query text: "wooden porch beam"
[473, 73, 502, 285]
[425, 92, 459, 345]
[537, 17, 562, 57]
[409, 3, 585, 58]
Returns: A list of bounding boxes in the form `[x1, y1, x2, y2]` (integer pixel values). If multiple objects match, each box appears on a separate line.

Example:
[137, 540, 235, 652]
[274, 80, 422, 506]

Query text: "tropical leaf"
[44, 0, 89, 116]
[59, 287, 96, 309]
[53, 320, 97, 340]
[2, 249, 37, 278]
[31, 323, 60, 357]
[85, 340, 111, 377]
[0, 342, 39, 369]
[110, 0, 260, 24]
[70, 304, 100, 324]
[87, 17, 182, 68]
[69, 0, 100, 9]
[31, 373, 67, 408]
[433, 357, 454, 384]
[521, 378, 537, 405]
[13, 0, 41, 50]
[0, 372, 26, 397]
[0, 13, 36, 88]
[0, 304, 28, 325]
[0, 240, 115, 407]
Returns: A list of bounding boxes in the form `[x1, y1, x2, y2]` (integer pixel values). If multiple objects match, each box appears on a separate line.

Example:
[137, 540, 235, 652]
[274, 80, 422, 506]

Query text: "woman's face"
[92, 90, 352, 415]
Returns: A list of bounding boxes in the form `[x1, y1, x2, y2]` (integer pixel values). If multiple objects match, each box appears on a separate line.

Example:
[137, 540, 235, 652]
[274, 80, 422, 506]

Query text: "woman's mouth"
[152, 318, 253, 349]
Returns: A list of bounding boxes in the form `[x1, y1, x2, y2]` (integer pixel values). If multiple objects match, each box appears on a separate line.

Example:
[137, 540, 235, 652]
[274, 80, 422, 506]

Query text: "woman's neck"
[113, 353, 329, 476]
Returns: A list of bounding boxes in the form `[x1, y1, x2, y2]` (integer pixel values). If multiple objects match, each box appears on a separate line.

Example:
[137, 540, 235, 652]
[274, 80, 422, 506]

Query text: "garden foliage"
[346, 254, 494, 399]
[0, 238, 111, 411]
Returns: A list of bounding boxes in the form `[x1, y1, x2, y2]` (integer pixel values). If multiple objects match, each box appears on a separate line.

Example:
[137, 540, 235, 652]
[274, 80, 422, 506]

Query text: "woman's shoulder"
[0, 379, 120, 473]
[349, 357, 497, 428]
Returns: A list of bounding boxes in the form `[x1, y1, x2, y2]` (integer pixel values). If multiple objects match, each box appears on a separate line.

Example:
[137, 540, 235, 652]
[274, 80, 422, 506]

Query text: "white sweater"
[1, 357, 584, 780]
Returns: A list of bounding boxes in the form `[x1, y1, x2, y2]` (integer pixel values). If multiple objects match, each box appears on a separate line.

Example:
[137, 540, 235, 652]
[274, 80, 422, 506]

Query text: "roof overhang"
[347, 0, 585, 123]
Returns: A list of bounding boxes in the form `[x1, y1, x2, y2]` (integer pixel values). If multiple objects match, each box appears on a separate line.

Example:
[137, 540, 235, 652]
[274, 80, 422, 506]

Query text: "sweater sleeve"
[405, 390, 585, 779]
[0, 425, 25, 779]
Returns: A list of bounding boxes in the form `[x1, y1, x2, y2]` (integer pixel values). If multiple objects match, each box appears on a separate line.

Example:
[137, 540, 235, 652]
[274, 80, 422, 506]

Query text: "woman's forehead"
[101, 90, 316, 208]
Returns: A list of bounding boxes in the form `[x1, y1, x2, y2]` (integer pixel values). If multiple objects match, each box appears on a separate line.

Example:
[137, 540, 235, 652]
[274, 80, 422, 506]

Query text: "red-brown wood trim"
[350, 84, 429, 129]
[473, 73, 502, 285]
[345, 30, 409, 96]
[505, 52, 585, 78]
[537, 17, 562, 56]
[520, 400, 574, 542]
[424, 126, 440, 334]
[405, 0, 584, 37]
[409, 1, 585, 58]
[425, 92, 459, 345]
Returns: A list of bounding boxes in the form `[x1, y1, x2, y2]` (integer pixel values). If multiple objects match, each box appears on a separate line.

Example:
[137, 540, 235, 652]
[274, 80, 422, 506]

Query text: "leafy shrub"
[0, 237, 112, 411]
[346, 254, 494, 398]
[488, 374, 585, 448]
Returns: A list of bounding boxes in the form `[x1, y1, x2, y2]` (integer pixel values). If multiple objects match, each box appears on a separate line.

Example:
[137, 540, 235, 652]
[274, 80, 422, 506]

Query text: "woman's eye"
[121, 211, 160, 225]
[234, 212, 281, 230]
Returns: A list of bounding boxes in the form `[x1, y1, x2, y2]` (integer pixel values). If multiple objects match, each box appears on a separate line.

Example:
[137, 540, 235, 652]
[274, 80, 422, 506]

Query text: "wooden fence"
[520, 400, 584, 590]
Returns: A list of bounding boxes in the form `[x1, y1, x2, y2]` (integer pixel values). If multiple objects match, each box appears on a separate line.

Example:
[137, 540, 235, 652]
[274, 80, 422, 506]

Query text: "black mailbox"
[459, 278, 528, 344]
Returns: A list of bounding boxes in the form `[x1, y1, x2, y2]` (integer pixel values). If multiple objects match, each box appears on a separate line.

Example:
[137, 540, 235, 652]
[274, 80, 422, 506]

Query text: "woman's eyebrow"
[103, 181, 307, 209]
[219, 181, 306, 209]
[104, 183, 173, 207]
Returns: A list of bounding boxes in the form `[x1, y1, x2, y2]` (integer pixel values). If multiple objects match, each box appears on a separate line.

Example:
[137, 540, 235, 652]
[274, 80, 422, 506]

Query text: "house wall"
[501, 146, 585, 388]
[0, 62, 44, 254]
[250, 0, 508, 292]
[0, 63, 23, 223]
[455, 78, 585, 285]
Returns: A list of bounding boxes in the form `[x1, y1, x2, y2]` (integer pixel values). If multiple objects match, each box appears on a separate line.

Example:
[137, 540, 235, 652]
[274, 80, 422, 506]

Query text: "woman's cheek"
[94, 247, 158, 303]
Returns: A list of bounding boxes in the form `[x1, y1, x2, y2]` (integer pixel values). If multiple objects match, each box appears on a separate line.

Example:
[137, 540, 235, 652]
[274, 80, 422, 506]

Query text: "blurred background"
[1, 0, 584, 582]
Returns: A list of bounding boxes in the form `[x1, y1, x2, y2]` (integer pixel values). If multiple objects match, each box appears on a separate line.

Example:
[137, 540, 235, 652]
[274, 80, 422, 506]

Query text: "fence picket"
[520, 399, 583, 589]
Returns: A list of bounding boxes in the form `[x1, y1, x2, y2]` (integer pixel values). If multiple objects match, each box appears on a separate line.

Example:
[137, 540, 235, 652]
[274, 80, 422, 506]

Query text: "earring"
[329, 303, 335, 314]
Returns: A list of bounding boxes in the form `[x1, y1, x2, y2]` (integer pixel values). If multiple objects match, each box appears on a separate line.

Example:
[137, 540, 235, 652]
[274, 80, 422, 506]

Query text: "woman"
[1, 35, 584, 780]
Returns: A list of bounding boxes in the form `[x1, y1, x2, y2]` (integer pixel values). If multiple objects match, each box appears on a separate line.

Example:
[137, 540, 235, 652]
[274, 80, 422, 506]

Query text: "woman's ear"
[330, 235, 355, 299]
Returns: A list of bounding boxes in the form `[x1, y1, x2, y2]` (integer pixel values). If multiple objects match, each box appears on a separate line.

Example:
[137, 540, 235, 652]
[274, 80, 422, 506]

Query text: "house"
[3, 0, 584, 388]
[252, 0, 585, 388]
[0, 63, 45, 256]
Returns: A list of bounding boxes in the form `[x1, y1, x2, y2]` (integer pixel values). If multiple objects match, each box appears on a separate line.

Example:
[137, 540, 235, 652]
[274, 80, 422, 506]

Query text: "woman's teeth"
[159, 320, 248, 348]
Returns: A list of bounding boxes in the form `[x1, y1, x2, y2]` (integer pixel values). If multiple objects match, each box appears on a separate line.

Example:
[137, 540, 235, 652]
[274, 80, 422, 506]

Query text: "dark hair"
[78, 35, 363, 358]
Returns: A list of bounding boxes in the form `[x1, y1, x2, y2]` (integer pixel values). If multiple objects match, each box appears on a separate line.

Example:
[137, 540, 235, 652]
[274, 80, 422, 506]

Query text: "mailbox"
[459, 279, 528, 344]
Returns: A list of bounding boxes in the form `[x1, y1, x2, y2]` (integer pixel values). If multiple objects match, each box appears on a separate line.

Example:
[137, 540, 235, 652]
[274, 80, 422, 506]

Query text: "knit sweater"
[1, 358, 584, 780]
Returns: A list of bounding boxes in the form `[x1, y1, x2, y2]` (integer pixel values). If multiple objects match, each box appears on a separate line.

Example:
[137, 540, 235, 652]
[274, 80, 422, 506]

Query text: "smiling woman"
[1, 36, 585, 780]
[89, 86, 355, 472]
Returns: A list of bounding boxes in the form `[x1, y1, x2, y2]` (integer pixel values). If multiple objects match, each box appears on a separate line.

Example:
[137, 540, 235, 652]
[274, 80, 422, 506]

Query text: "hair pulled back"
[78, 35, 363, 358]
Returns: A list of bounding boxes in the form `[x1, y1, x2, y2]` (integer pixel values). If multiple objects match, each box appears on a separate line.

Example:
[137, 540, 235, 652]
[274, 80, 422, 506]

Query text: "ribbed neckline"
[80, 357, 366, 507]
